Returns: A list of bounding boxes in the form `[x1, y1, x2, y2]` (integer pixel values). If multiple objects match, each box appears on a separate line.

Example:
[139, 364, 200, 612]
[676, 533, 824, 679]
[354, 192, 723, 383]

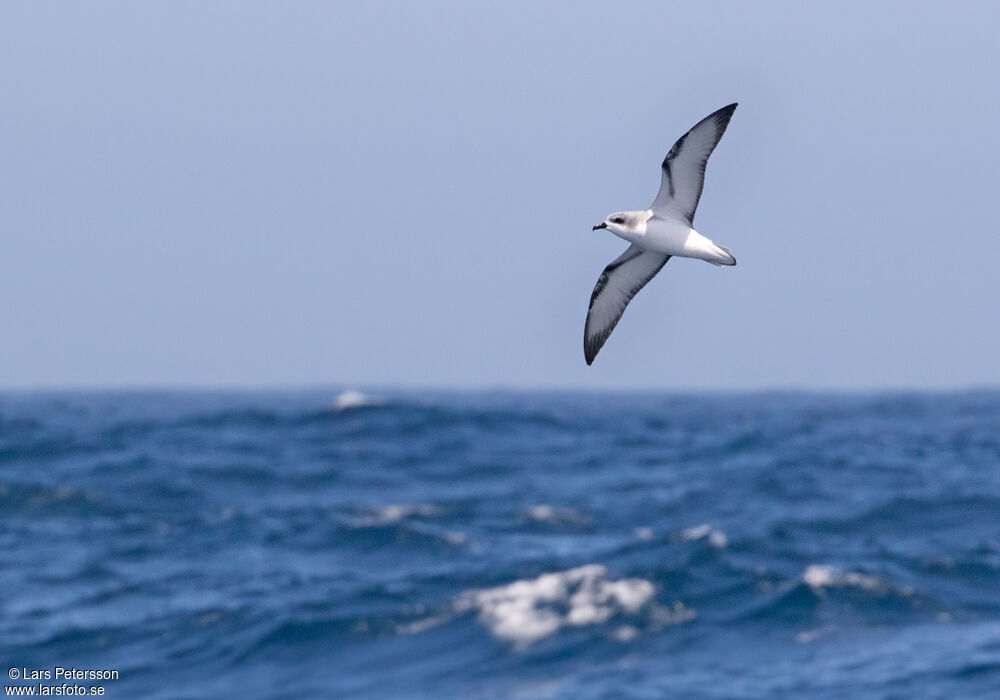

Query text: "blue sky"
[2, 2, 998, 390]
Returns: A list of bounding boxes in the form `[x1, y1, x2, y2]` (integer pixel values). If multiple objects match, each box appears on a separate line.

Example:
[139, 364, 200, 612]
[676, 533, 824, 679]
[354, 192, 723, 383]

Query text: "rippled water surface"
[2, 390, 999, 698]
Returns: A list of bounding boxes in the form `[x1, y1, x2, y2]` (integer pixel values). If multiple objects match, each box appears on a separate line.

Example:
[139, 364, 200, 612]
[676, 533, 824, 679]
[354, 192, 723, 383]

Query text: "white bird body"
[604, 210, 734, 265]
[583, 103, 740, 365]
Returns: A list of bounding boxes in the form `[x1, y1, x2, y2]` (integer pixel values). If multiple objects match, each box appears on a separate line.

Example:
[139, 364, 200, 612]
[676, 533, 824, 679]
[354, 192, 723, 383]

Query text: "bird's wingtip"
[708, 103, 738, 129]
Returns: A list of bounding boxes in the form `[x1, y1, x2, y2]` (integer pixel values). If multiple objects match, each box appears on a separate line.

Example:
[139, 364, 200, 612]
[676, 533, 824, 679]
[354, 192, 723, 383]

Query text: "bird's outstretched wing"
[651, 103, 737, 225]
[584, 244, 671, 365]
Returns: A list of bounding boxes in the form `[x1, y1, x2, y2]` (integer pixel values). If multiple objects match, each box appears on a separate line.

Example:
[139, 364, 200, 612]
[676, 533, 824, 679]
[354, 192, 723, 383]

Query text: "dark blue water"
[2, 390, 999, 698]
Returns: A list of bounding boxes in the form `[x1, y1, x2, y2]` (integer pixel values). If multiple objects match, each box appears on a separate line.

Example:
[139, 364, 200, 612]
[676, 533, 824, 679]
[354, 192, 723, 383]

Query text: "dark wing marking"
[584, 245, 671, 365]
[651, 103, 737, 224]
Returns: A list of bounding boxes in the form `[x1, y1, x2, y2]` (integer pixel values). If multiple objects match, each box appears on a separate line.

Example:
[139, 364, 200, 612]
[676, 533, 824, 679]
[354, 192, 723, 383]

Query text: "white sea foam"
[633, 526, 654, 541]
[656, 601, 696, 624]
[396, 566, 693, 646]
[611, 625, 639, 642]
[681, 523, 728, 548]
[441, 531, 467, 546]
[333, 390, 384, 411]
[795, 625, 833, 643]
[360, 503, 438, 526]
[455, 565, 656, 647]
[802, 564, 905, 594]
[525, 504, 590, 525]
[395, 612, 453, 636]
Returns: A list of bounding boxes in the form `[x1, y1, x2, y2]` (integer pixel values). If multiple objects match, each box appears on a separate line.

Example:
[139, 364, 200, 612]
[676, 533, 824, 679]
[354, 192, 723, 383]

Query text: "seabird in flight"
[584, 103, 740, 365]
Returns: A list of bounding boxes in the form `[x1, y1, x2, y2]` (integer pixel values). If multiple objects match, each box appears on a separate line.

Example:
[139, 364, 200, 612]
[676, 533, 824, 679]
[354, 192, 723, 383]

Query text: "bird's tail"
[705, 244, 736, 267]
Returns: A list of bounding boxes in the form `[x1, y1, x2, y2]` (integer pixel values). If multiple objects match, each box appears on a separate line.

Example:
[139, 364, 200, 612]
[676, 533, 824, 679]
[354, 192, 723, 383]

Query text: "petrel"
[584, 103, 739, 365]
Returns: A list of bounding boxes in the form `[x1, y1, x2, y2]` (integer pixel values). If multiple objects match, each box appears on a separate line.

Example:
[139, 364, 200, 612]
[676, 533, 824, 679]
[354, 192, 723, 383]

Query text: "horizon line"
[1, 381, 999, 397]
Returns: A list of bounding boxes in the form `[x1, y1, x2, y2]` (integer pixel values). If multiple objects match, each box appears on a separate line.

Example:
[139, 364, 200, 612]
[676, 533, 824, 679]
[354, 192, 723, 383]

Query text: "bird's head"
[593, 212, 636, 235]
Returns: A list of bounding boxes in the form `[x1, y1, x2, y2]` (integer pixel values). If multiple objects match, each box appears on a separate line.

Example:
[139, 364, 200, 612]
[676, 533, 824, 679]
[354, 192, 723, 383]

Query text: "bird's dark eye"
[612, 217, 625, 224]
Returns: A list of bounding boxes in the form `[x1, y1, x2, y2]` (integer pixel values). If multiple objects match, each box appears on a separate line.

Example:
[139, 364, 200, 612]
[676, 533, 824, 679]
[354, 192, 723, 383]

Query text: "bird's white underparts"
[584, 103, 739, 365]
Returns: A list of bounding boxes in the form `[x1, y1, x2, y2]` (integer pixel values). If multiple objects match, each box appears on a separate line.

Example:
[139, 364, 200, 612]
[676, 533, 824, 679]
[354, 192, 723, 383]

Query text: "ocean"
[2, 390, 999, 699]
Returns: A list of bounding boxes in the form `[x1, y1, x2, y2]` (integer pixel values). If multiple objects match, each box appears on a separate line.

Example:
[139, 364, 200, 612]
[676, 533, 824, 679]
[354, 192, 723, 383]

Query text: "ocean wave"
[680, 524, 728, 549]
[452, 565, 689, 647]
[354, 503, 439, 526]
[524, 504, 592, 526]
[801, 564, 903, 594]
[5, 390, 1000, 697]
[344, 504, 467, 550]
[332, 390, 385, 411]
[0, 480, 106, 516]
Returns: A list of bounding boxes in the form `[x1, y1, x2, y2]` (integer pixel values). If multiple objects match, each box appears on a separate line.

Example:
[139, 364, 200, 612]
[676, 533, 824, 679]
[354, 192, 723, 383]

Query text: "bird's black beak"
[592, 222, 607, 231]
